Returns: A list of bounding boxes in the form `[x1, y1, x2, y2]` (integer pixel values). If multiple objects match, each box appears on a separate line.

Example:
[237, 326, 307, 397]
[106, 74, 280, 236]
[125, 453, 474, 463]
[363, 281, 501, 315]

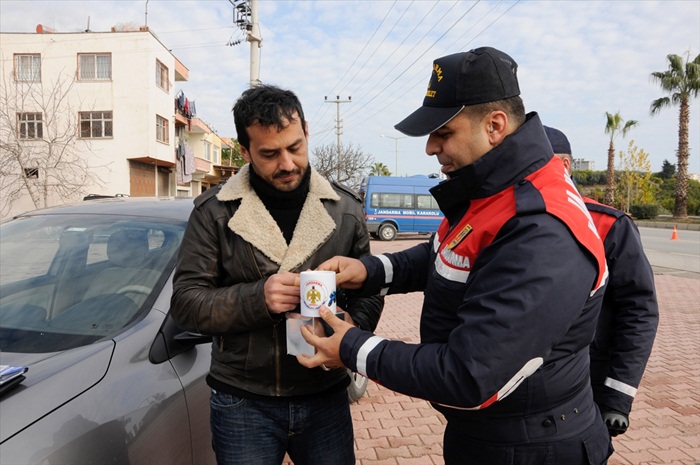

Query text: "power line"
[312, 0, 447, 146]
[336, 1, 414, 97]
[332, 1, 398, 97]
[342, 1, 480, 124]
[344, 1, 520, 134]
[307, 1, 398, 133]
[343, 0, 441, 100]
[341, 0, 451, 108]
[314, 1, 519, 147]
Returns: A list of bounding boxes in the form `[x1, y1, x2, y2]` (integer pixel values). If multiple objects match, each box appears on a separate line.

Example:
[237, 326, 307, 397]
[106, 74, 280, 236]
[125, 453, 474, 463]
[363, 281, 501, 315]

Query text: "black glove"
[600, 406, 629, 437]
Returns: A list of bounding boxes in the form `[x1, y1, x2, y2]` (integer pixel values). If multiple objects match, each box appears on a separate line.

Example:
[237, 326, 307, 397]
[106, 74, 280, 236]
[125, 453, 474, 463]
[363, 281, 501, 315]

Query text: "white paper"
[286, 313, 315, 356]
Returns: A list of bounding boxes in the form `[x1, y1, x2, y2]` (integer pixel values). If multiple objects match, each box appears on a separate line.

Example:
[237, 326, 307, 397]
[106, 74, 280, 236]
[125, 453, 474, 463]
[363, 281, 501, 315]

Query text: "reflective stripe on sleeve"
[604, 377, 637, 398]
[356, 335, 386, 377]
[376, 254, 393, 295]
[436, 357, 543, 410]
[376, 254, 393, 284]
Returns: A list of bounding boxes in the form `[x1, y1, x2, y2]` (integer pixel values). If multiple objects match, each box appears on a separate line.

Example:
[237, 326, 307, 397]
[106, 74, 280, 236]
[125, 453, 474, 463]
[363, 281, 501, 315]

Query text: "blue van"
[359, 175, 445, 241]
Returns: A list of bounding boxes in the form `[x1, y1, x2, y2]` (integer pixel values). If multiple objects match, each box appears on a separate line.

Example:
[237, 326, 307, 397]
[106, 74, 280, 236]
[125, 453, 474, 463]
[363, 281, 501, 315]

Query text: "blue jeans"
[210, 388, 355, 465]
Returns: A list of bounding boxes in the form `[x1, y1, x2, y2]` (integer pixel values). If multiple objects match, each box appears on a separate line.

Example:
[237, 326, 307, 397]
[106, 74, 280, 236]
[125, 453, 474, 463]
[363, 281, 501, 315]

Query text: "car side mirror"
[149, 314, 212, 364]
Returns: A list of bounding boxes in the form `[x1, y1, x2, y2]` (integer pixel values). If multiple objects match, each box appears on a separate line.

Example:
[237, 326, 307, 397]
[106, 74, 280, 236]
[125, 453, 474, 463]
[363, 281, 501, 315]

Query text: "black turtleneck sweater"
[248, 166, 311, 244]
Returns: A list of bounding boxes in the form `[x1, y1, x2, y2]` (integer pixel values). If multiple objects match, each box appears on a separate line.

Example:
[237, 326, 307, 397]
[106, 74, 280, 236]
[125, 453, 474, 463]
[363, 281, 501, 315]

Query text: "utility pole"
[324, 96, 351, 181]
[231, 0, 262, 87]
[381, 134, 407, 176]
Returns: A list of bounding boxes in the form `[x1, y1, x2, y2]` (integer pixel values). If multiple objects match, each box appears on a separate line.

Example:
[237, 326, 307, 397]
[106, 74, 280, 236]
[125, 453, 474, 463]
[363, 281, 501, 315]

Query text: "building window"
[156, 60, 169, 92]
[78, 53, 112, 80]
[214, 146, 220, 164]
[80, 111, 113, 138]
[15, 54, 41, 82]
[17, 113, 43, 139]
[156, 115, 169, 143]
[24, 168, 39, 179]
[204, 140, 211, 161]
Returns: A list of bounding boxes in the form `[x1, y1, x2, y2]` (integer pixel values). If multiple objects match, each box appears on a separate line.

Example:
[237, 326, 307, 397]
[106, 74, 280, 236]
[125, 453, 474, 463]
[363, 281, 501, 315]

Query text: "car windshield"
[0, 213, 185, 353]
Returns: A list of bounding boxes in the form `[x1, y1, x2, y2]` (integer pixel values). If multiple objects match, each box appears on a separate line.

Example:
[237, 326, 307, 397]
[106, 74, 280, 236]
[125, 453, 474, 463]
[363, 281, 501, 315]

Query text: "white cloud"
[2, 0, 698, 176]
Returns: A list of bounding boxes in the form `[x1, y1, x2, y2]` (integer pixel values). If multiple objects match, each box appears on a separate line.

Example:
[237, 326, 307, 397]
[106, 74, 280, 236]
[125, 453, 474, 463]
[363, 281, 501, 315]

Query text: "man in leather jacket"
[545, 126, 659, 438]
[170, 84, 383, 465]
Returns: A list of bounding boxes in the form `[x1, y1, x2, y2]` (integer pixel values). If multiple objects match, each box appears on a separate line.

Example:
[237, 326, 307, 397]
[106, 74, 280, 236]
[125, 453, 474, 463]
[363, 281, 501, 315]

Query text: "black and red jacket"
[339, 113, 609, 444]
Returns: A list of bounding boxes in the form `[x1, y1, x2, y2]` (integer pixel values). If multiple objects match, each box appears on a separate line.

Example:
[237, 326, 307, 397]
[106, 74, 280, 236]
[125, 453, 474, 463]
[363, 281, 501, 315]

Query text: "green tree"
[369, 162, 391, 176]
[650, 51, 700, 219]
[616, 140, 656, 213]
[221, 139, 246, 167]
[604, 112, 638, 206]
[653, 176, 700, 216]
[654, 159, 676, 180]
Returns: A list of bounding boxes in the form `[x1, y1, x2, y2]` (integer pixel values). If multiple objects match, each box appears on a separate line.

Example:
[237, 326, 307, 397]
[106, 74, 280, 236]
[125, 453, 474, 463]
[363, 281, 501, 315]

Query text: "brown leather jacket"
[171, 165, 384, 397]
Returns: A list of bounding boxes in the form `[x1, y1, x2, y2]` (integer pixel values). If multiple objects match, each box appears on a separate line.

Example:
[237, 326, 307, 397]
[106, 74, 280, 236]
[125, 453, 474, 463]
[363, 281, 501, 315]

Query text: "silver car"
[0, 198, 215, 465]
[0, 197, 367, 465]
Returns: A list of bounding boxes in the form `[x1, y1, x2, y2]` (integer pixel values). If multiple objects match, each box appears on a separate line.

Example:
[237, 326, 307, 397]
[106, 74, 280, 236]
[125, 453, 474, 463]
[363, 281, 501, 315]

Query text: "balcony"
[175, 58, 188, 82]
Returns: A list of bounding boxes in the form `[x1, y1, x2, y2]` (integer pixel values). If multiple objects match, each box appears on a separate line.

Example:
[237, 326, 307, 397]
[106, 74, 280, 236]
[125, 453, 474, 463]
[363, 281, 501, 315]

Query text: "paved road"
[333, 236, 699, 465]
[639, 227, 700, 278]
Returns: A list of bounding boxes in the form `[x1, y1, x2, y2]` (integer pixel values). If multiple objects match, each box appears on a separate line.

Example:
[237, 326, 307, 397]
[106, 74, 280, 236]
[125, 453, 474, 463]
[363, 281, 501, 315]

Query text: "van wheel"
[378, 224, 397, 241]
[347, 369, 368, 403]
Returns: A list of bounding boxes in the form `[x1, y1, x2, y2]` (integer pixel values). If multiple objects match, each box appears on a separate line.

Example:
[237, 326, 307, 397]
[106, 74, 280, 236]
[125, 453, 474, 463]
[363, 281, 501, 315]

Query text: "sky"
[1, 0, 699, 177]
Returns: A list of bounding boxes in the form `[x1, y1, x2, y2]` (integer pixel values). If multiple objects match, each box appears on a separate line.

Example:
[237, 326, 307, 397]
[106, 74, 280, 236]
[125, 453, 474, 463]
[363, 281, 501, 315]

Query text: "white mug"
[299, 270, 336, 317]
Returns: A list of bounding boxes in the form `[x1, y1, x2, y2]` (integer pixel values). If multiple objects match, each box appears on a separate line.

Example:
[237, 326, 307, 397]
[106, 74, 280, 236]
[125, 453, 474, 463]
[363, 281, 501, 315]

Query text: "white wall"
[0, 30, 182, 217]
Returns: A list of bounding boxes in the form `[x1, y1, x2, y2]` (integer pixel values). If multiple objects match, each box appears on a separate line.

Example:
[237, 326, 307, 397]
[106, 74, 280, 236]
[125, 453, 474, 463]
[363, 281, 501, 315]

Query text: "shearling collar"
[217, 164, 340, 272]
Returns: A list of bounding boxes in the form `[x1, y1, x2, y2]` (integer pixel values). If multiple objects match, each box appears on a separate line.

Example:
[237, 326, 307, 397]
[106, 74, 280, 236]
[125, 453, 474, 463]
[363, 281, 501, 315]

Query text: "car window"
[85, 229, 166, 266]
[0, 214, 185, 353]
[0, 223, 62, 284]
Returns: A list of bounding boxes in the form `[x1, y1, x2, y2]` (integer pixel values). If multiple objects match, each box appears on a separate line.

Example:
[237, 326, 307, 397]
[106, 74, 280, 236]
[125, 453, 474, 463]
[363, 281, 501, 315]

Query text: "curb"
[634, 221, 700, 231]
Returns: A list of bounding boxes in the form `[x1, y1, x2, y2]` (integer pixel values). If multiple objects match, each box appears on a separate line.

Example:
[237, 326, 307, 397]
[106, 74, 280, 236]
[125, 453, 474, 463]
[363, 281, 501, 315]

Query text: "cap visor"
[394, 105, 464, 137]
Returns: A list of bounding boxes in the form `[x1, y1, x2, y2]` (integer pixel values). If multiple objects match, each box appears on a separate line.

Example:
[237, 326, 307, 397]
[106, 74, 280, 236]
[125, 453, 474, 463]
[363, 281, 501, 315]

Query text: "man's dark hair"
[232, 84, 306, 150]
[462, 96, 526, 128]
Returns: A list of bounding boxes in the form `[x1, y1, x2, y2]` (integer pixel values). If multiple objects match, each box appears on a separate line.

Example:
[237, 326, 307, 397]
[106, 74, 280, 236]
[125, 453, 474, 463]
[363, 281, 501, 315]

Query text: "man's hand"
[316, 256, 368, 289]
[296, 307, 353, 369]
[600, 406, 629, 437]
[264, 271, 300, 314]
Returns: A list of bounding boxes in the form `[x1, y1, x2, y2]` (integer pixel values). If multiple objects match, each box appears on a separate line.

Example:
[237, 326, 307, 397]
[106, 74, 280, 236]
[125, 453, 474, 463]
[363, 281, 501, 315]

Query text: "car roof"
[11, 197, 195, 222]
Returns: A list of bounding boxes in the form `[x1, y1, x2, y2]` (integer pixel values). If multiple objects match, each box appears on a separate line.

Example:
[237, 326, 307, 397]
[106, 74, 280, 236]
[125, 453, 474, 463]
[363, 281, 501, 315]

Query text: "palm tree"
[369, 162, 392, 176]
[604, 112, 638, 206]
[650, 51, 700, 219]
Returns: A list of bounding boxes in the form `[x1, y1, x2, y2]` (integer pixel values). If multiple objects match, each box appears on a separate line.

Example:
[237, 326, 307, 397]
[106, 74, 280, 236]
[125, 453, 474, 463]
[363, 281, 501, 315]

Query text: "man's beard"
[271, 165, 306, 191]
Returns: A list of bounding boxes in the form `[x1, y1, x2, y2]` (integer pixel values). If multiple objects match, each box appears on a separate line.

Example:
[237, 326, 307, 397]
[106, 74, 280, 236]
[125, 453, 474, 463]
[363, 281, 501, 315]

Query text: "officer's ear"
[485, 111, 508, 145]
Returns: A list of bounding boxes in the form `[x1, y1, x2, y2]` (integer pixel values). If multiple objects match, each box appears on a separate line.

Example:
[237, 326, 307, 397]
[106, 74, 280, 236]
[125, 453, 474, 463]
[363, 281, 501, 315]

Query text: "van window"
[416, 194, 439, 210]
[371, 193, 414, 209]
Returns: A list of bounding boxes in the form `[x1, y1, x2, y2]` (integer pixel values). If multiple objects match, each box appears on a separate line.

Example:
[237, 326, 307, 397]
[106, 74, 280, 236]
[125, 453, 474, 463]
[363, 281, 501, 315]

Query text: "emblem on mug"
[300, 271, 337, 317]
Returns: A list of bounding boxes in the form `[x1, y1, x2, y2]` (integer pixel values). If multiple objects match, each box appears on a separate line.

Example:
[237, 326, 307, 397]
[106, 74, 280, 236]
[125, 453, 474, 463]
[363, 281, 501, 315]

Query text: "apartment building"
[175, 113, 234, 197]
[0, 25, 232, 218]
[572, 158, 596, 171]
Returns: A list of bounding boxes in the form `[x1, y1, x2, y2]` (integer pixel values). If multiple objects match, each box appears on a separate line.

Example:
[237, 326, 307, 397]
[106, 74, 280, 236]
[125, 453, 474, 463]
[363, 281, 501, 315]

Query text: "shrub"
[630, 204, 659, 220]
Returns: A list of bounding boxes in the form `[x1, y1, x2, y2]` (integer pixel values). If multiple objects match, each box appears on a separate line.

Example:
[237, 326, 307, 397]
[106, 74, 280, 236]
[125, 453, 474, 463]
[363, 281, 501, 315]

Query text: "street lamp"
[381, 134, 407, 176]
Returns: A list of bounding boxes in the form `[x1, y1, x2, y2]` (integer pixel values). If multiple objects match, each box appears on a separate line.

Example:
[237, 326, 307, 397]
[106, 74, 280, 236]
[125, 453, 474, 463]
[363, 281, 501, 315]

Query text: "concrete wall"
[0, 30, 183, 218]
